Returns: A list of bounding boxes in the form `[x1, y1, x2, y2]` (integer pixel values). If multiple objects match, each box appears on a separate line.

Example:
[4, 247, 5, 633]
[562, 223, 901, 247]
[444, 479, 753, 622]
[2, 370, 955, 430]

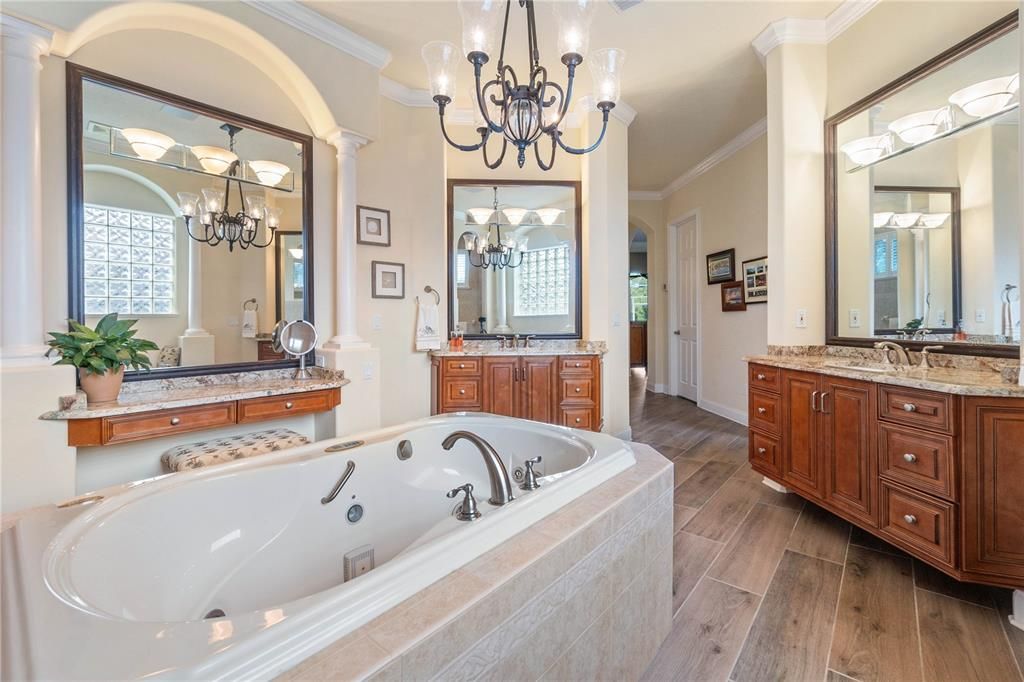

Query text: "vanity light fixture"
[289, 248, 304, 260]
[887, 212, 923, 228]
[466, 207, 496, 225]
[248, 160, 291, 187]
[840, 133, 893, 165]
[422, 0, 624, 170]
[462, 186, 527, 270]
[887, 107, 951, 144]
[190, 144, 238, 175]
[121, 128, 176, 162]
[873, 212, 895, 229]
[534, 207, 562, 225]
[501, 207, 529, 226]
[949, 73, 1020, 118]
[916, 212, 950, 228]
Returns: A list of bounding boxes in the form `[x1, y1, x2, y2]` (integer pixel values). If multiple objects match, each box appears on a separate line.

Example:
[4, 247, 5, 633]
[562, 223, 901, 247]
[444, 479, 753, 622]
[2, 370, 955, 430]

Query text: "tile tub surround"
[40, 368, 348, 420]
[277, 443, 673, 682]
[432, 339, 609, 356]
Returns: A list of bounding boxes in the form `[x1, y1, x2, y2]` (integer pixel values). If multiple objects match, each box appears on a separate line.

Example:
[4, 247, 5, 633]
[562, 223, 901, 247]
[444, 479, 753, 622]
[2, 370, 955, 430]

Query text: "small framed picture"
[357, 205, 391, 246]
[706, 248, 736, 284]
[371, 261, 405, 299]
[741, 255, 768, 304]
[721, 280, 746, 311]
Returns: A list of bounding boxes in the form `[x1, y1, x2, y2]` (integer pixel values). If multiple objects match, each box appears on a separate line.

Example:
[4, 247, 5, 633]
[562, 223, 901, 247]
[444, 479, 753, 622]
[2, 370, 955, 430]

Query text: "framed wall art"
[741, 256, 768, 304]
[357, 205, 391, 246]
[721, 280, 746, 312]
[371, 261, 405, 299]
[706, 248, 736, 284]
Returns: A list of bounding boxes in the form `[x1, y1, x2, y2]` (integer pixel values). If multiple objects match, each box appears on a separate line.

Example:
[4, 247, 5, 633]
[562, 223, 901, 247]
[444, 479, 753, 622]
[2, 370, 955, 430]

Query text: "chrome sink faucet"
[874, 340, 911, 367]
[441, 431, 515, 505]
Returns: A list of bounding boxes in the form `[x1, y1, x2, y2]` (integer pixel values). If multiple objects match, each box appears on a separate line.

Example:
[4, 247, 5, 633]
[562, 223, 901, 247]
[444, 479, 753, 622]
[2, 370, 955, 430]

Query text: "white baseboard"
[697, 398, 748, 426]
[647, 383, 667, 394]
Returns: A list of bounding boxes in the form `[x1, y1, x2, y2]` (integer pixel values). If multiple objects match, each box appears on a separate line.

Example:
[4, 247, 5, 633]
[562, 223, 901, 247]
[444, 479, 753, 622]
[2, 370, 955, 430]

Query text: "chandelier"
[462, 186, 529, 269]
[423, 0, 625, 170]
[175, 125, 282, 252]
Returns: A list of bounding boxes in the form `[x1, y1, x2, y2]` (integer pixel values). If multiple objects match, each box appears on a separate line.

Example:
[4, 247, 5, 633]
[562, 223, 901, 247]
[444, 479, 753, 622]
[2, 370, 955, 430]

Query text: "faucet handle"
[447, 483, 482, 521]
[520, 456, 543, 491]
[524, 335, 537, 349]
[919, 345, 944, 368]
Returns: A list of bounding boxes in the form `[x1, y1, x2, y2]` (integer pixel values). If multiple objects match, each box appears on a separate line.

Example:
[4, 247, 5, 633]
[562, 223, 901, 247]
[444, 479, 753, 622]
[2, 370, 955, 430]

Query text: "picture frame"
[740, 255, 768, 304]
[706, 248, 736, 284]
[357, 205, 391, 246]
[721, 281, 746, 311]
[371, 261, 405, 299]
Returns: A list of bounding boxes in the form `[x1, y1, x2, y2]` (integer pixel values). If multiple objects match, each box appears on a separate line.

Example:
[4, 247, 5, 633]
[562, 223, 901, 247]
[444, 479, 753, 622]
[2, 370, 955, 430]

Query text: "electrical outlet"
[612, 313, 623, 327]
[362, 362, 374, 381]
[849, 309, 861, 328]
[315, 353, 326, 368]
[937, 310, 946, 326]
[796, 309, 808, 328]
[975, 309, 986, 323]
[371, 314, 382, 331]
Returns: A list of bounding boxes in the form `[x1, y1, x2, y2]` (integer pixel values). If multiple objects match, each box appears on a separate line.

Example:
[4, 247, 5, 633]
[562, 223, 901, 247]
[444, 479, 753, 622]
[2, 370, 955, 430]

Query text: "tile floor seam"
[827, 668, 861, 681]
[911, 559, 927, 682]
[913, 584, 999, 611]
[670, 534, 729, 621]
[823, 524, 853, 680]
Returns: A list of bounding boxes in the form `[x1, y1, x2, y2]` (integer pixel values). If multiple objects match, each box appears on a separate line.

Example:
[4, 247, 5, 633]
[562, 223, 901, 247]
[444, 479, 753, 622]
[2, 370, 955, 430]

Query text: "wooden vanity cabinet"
[432, 354, 602, 431]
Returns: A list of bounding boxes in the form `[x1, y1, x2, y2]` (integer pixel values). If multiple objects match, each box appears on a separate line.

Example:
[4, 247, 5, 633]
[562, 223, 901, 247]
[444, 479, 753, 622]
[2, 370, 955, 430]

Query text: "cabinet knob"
[757, 407, 767, 414]
[903, 514, 918, 525]
[170, 417, 181, 426]
[575, 362, 581, 368]
[459, 363, 465, 368]
[757, 447, 767, 454]
[757, 373, 766, 380]
[903, 453, 917, 463]
[575, 418, 582, 424]
[285, 401, 294, 409]
[575, 387, 582, 393]
[459, 389, 466, 395]
[902, 403, 917, 413]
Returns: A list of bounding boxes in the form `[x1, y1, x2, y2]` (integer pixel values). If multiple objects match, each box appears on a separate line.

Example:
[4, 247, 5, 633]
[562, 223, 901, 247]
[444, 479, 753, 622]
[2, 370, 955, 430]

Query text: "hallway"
[629, 369, 1024, 682]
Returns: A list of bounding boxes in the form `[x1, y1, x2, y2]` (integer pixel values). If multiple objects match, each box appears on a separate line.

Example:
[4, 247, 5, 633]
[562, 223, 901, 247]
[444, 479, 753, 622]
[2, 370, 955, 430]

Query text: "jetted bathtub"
[2, 413, 635, 680]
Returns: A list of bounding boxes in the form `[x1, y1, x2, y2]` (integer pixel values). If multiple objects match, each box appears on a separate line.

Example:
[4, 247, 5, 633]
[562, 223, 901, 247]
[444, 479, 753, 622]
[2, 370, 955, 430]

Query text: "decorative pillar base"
[179, 334, 215, 367]
[183, 328, 211, 338]
[1011, 590, 1024, 632]
[1, 344, 51, 363]
[324, 335, 372, 350]
[762, 477, 790, 494]
[319, 345, 380, 434]
[491, 325, 513, 334]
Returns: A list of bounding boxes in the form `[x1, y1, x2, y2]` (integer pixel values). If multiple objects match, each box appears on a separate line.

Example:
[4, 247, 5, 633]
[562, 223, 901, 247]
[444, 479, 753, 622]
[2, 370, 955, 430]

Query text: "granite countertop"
[745, 354, 1024, 397]
[431, 340, 607, 357]
[40, 368, 349, 420]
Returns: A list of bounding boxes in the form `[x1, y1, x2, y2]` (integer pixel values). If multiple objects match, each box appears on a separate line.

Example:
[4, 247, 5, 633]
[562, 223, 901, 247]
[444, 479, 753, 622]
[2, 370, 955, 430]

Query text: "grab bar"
[321, 460, 356, 505]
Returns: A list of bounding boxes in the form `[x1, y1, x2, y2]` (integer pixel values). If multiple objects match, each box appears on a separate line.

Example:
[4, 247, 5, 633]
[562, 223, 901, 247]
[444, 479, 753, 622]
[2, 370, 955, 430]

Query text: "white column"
[324, 128, 370, 349]
[184, 239, 207, 335]
[492, 270, 512, 333]
[1, 15, 52, 360]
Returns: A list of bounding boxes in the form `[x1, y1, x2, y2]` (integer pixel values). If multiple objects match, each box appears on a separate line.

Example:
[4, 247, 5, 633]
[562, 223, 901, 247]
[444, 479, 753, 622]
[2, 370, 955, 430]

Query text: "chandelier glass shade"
[423, 0, 625, 170]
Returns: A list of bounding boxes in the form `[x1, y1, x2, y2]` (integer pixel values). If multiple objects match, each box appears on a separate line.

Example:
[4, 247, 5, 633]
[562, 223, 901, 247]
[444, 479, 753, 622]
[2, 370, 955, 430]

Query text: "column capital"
[325, 127, 371, 155]
[1, 14, 54, 60]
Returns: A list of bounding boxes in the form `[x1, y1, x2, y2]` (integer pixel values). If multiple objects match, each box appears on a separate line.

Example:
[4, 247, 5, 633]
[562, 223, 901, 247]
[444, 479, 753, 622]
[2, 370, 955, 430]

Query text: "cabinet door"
[781, 370, 823, 498]
[962, 397, 1024, 582]
[519, 356, 558, 423]
[482, 357, 518, 417]
[821, 376, 877, 525]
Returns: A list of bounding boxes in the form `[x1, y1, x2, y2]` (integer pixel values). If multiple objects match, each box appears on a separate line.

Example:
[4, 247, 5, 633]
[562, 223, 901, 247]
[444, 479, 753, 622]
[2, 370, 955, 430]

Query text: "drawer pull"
[903, 453, 917, 463]
[459, 363, 465, 369]
[574, 362, 581, 368]
[902, 403, 917, 413]
[459, 389, 466, 395]
[575, 387, 582, 393]
[757, 447, 767, 454]
[285, 401, 294, 409]
[903, 514, 918, 525]
[575, 417, 582, 423]
[757, 407, 767, 414]
[757, 373, 766, 380]
[170, 417, 181, 426]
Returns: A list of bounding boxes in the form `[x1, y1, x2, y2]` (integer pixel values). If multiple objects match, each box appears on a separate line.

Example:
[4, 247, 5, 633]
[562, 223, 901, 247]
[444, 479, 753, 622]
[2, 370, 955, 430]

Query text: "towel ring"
[243, 298, 259, 312]
[416, 286, 441, 305]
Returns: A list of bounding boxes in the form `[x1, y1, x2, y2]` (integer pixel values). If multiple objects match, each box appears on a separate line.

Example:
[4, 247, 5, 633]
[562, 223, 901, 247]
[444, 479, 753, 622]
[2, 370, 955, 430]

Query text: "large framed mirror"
[826, 12, 1019, 357]
[447, 179, 582, 339]
[67, 64, 314, 379]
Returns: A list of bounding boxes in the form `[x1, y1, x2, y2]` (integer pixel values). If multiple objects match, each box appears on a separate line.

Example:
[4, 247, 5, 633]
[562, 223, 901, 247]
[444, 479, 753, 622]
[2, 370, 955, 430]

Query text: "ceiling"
[306, 0, 841, 191]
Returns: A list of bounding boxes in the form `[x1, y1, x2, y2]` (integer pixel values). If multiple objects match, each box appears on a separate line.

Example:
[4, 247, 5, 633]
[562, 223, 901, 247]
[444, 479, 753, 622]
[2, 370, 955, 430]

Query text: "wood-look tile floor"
[628, 370, 1024, 682]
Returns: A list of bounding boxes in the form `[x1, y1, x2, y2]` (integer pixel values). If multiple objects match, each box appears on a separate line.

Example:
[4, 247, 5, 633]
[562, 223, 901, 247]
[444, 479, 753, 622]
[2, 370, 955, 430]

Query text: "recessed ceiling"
[306, 0, 841, 191]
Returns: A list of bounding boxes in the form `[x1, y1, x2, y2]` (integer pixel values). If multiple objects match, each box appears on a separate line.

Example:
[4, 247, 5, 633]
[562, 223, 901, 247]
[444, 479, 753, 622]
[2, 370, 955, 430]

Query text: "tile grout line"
[822, 523, 853, 681]
[911, 560, 928, 682]
[913, 585, 999, 611]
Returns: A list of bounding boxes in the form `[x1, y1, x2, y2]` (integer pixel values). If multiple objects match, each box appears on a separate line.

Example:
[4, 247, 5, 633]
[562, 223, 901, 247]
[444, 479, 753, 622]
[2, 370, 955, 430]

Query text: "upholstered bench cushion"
[161, 428, 310, 472]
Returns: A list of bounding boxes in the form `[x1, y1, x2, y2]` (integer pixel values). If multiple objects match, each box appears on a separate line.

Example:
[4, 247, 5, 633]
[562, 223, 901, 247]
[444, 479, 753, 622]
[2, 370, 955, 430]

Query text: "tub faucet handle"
[447, 483, 482, 521]
[521, 456, 543, 491]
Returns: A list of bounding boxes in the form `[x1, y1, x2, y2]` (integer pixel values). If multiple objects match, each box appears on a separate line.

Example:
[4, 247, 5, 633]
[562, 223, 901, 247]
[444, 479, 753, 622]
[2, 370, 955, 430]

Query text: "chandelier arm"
[482, 135, 508, 169]
[534, 135, 557, 171]
[438, 111, 488, 152]
[249, 225, 276, 249]
[476, 74, 505, 133]
[556, 110, 610, 155]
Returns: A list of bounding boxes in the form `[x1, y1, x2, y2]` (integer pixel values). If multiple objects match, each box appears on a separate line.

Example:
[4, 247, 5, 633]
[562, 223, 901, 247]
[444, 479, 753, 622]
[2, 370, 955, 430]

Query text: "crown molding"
[242, 0, 391, 70]
[379, 77, 434, 108]
[0, 13, 55, 55]
[751, 0, 880, 62]
[825, 0, 881, 41]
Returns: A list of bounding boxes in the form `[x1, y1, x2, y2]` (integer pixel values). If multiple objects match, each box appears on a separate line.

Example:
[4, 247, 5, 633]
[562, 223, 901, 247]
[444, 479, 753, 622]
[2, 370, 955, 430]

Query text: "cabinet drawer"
[560, 407, 594, 430]
[104, 403, 237, 445]
[238, 390, 338, 423]
[561, 378, 595, 403]
[748, 364, 781, 394]
[879, 481, 956, 567]
[749, 429, 780, 474]
[441, 379, 481, 408]
[560, 356, 597, 375]
[749, 389, 782, 435]
[879, 385, 954, 434]
[879, 423, 956, 500]
[443, 358, 482, 376]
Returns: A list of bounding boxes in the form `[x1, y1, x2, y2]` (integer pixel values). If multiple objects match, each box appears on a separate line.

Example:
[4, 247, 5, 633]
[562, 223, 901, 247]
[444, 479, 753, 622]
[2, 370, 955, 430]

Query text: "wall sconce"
[121, 127, 176, 161]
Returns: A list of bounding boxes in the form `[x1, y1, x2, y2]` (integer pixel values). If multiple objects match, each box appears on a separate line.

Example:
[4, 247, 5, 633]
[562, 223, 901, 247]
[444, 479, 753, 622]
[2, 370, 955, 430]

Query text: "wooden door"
[519, 356, 558, 423]
[673, 216, 699, 401]
[629, 323, 647, 367]
[961, 397, 1024, 582]
[820, 376, 877, 525]
[482, 357, 518, 417]
[780, 370, 823, 499]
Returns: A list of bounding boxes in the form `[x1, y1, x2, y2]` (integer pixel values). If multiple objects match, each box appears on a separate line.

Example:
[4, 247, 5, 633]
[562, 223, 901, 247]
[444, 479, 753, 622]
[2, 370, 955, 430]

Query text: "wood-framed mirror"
[825, 11, 1019, 357]
[447, 179, 583, 339]
[66, 64, 314, 379]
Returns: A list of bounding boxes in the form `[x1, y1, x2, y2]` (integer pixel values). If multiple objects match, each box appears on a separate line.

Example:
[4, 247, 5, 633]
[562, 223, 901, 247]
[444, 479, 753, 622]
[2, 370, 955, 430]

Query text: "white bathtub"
[2, 413, 635, 680]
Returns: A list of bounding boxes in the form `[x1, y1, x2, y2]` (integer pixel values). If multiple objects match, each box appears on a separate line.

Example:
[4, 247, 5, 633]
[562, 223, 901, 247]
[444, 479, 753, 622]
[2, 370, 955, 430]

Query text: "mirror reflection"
[76, 75, 311, 372]
[449, 182, 581, 338]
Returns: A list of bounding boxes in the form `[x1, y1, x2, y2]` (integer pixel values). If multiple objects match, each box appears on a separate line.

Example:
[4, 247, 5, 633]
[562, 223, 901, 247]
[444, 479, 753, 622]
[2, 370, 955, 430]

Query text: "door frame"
[667, 209, 702, 401]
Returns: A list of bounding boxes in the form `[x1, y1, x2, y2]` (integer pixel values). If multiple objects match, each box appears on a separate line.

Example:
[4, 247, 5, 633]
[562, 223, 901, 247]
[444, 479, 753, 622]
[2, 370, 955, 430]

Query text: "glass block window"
[514, 244, 570, 317]
[83, 203, 176, 316]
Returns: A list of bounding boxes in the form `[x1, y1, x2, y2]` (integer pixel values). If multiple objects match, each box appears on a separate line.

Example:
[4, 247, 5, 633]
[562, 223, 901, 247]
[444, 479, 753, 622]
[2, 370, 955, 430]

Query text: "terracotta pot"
[78, 366, 124, 404]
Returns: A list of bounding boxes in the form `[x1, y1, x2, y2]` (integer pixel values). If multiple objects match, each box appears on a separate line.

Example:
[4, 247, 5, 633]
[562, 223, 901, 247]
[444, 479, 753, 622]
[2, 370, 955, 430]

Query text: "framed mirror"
[67, 64, 314, 379]
[826, 12, 1019, 357]
[447, 179, 582, 339]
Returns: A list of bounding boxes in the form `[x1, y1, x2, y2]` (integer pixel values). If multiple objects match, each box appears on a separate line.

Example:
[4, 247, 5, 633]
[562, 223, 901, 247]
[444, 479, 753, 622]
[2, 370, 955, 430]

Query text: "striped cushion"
[161, 428, 310, 472]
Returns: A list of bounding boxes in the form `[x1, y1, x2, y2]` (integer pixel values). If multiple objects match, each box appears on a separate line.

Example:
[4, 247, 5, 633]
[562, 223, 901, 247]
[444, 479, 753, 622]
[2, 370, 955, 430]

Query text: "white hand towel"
[241, 309, 258, 338]
[416, 302, 442, 351]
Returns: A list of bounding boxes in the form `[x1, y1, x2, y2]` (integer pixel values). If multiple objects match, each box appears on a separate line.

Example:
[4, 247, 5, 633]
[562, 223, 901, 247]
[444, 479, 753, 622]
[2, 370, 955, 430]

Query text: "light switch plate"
[371, 314, 382, 331]
[975, 309, 986, 323]
[362, 362, 374, 381]
[796, 309, 808, 328]
[315, 353, 326, 368]
[849, 309, 861, 328]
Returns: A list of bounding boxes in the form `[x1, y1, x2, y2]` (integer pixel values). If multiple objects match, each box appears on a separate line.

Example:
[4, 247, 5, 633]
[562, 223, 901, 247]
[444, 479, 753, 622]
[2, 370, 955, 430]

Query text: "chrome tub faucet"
[441, 431, 515, 505]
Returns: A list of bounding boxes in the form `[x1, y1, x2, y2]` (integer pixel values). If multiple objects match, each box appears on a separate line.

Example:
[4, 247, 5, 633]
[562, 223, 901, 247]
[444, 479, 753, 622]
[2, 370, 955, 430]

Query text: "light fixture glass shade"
[461, 231, 478, 249]
[535, 208, 563, 225]
[177, 192, 200, 218]
[201, 187, 225, 214]
[422, 41, 460, 99]
[466, 208, 494, 225]
[553, 0, 595, 58]
[872, 212, 894, 228]
[502, 208, 529, 225]
[248, 160, 290, 187]
[589, 48, 626, 104]
[191, 146, 238, 175]
[457, 0, 503, 57]
[289, 248, 304, 260]
[891, 212, 922, 228]
[949, 74, 1020, 117]
[121, 128, 176, 161]
[265, 207, 283, 229]
[887, 107, 950, 144]
[840, 134, 892, 165]
[245, 194, 267, 220]
[917, 212, 950, 228]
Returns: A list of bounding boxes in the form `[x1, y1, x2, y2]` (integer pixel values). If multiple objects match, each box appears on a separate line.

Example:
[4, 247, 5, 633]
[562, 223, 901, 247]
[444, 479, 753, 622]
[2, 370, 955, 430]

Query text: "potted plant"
[46, 313, 159, 404]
